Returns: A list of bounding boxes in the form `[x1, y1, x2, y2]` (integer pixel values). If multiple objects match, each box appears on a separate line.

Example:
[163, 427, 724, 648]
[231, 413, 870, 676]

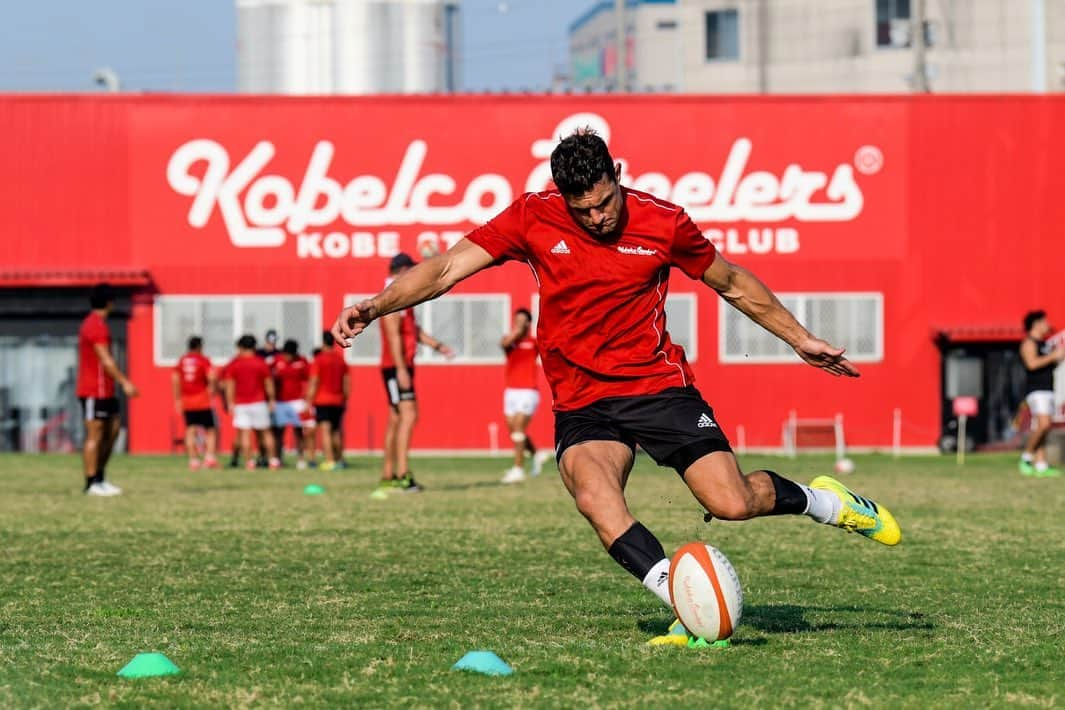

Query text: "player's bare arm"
[702, 256, 860, 378]
[331, 239, 495, 346]
[93, 342, 139, 396]
[264, 377, 277, 411]
[224, 379, 236, 412]
[417, 328, 455, 358]
[171, 371, 182, 413]
[1020, 338, 1065, 370]
[500, 312, 529, 350]
[304, 375, 319, 408]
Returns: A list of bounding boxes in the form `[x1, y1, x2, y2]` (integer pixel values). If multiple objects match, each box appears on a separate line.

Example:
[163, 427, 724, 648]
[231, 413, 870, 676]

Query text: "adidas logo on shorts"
[550, 240, 571, 254]
[697, 413, 717, 429]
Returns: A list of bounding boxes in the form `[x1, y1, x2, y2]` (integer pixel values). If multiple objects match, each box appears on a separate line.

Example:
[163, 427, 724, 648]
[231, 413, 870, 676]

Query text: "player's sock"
[94, 470, 105, 484]
[84, 476, 94, 491]
[763, 470, 840, 523]
[608, 522, 672, 607]
[1036, 461, 1049, 472]
[1021, 452, 1034, 463]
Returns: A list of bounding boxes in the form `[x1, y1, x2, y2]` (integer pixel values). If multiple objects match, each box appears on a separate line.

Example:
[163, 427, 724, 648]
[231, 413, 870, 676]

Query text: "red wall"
[3, 94, 1063, 452]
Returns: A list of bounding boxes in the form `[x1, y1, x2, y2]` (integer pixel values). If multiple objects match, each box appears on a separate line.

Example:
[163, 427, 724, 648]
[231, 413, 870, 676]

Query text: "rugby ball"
[668, 543, 743, 641]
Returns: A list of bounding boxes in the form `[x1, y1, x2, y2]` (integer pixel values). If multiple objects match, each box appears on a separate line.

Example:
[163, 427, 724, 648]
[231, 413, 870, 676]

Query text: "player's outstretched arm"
[702, 256, 860, 378]
[331, 239, 495, 348]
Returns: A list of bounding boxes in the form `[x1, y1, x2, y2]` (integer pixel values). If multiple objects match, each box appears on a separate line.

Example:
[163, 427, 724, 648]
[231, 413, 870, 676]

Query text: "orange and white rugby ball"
[668, 543, 743, 641]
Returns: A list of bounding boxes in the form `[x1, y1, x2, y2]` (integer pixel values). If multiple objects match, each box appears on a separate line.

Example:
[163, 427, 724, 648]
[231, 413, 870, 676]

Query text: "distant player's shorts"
[381, 367, 416, 408]
[315, 405, 345, 429]
[275, 400, 314, 428]
[504, 388, 540, 417]
[233, 401, 271, 431]
[80, 397, 119, 421]
[183, 409, 216, 429]
[1026, 390, 1056, 418]
[554, 386, 732, 476]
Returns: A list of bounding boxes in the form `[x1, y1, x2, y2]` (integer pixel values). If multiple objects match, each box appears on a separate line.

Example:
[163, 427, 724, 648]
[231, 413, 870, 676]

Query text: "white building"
[237, 0, 461, 94]
[569, 0, 1065, 93]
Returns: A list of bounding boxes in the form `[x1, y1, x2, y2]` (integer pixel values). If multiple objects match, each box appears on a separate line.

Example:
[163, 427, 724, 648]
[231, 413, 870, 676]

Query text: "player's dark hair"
[187, 336, 203, 351]
[515, 308, 533, 322]
[282, 339, 299, 355]
[89, 283, 114, 309]
[550, 129, 616, 197]
[237, 334, 256, 350]
[322, 330, 335, 347]
[1024, 310, 1047, 332]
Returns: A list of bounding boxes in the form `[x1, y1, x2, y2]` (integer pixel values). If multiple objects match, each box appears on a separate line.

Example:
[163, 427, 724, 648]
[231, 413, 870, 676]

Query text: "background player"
[373, 253, 454, 497]
[500, 307, 549, 484]
[78, 283, 138, 496]
[224, 335, 280, 471]
[306, 331, 349, 471]
[171, 335, 219, 470]
[273, 338, 314, 469]
[1019, 309, 1065, 477]
[333, 130, 900, 644]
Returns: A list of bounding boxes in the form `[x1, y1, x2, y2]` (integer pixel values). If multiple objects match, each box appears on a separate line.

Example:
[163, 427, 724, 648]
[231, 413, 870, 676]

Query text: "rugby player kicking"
[332, 131, 901, 644]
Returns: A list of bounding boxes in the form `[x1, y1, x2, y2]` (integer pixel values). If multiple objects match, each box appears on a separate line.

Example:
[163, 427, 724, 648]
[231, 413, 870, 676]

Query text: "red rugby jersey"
[466, 187, 716, 411]
[504, 334, 538, 390]
[77, 312, 114, 398]
[175, 351, 213, 410]
[379, 307, 419, 369]
[311, 348, 347, 406]
[274, 355, 309, 402]
[224, 353, 271, 404]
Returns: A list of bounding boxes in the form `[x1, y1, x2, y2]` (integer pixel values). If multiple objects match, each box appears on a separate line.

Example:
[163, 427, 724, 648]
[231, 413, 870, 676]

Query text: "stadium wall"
[2, 94, 1063, 454]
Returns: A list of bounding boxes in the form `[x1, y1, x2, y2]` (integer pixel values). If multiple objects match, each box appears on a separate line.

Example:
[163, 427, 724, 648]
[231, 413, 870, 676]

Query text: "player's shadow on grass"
[639, 604, 932, 637]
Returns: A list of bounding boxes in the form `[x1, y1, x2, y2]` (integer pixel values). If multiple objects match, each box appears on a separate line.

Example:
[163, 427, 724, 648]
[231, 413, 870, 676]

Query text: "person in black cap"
[371, 253, 454, 496]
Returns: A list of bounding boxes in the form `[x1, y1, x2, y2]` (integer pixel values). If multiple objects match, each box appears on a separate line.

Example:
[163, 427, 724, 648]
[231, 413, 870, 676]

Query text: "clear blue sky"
[0, 0, 586, 93]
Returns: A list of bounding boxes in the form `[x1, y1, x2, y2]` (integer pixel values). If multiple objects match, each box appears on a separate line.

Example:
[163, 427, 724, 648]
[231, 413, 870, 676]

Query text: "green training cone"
[304, 484, 325, 495]
[116, 652, 181, 678]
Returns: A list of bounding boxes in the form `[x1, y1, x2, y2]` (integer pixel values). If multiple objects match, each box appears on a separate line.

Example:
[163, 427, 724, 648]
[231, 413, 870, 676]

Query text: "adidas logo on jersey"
[550, 240, 570, 254]
[697, 413, 717, 429]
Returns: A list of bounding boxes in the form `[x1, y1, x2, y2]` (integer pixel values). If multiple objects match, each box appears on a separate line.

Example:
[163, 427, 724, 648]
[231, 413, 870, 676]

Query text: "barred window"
[342, 294, 385, 365]
[720, 293, 883, 363]
[344, 294, 510, 365]
[664, 293, 698, 362]
[154, 295, 321, 365]
[419, 295, 510, 364]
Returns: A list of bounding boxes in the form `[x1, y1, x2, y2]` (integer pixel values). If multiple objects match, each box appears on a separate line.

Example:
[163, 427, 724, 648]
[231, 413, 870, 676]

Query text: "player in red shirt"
[223, 334, 280, 470]
[372, 253, 455, 496]
[306, 331, 350, 471]
[171, 336, 219, 471]
[332, 131, 901, 642]
[78, 283, 138, 496]
[499, 308, 549, 485]
[273, 338, 315, 469]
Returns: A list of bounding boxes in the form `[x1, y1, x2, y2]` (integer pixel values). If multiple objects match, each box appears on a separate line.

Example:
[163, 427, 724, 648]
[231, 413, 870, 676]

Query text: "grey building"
[569, 0, 1065, 93]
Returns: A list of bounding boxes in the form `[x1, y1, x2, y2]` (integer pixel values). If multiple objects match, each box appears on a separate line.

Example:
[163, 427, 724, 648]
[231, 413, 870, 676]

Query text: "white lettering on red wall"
[166, 113, 880, 258]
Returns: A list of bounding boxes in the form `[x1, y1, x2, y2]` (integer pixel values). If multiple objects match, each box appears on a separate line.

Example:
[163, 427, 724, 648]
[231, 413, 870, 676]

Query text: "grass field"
[1, 452, 1063, 708]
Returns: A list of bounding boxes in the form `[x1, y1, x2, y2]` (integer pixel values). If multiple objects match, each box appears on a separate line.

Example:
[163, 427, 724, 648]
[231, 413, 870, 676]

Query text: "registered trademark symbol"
[854, 145, 883, 175]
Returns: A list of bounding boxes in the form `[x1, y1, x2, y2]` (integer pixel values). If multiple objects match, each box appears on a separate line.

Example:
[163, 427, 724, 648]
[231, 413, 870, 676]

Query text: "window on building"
[418, 295, 510, 364]
[342, 294, 384, 365]
[876, 0, 911, 47]
[154, 295, 321, 365]
[344, 294, 510, 366]
[720, 293, 883, 364]
[665, 293, 698, 362]
[705, 9, 740, 61]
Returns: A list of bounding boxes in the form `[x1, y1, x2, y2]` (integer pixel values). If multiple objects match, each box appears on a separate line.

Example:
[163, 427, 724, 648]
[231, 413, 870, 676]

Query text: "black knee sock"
[763, 470, 807, 515]
[608, 522, 667, 581]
